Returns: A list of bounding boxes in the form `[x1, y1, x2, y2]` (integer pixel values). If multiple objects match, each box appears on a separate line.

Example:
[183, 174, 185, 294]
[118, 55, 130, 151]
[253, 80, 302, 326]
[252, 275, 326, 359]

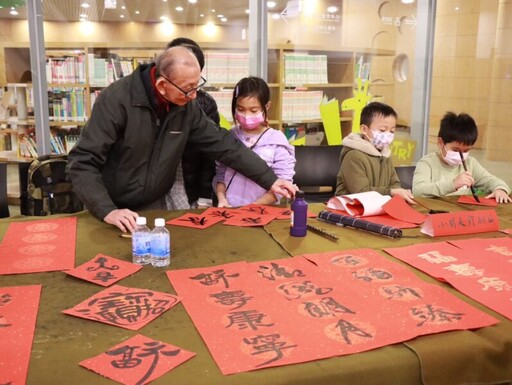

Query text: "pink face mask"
[235, 111, 265, 130]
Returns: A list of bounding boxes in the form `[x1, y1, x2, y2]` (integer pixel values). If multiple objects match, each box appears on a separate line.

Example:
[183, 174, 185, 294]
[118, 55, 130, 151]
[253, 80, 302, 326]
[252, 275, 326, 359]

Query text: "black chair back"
[395, 165, 416, 190]
[294, 145, 343, 203]
[0, 161, 10, 218]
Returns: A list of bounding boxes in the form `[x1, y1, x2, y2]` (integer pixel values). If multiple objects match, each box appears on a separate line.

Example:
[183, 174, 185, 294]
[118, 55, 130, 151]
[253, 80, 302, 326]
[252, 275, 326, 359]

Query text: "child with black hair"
[413, 112, 511, 203]
[213, 76, 295, 207]
[335, 102, 415, 203]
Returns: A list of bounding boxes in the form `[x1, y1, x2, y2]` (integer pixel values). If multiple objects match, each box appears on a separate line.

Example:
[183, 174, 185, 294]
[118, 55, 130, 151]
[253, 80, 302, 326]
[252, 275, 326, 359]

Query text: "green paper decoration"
[0, 0, 26, 8]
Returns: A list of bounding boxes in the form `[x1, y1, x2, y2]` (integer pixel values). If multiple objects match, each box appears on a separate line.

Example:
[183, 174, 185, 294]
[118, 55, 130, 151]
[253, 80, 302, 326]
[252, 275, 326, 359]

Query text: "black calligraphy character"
[448, 217, 457, 228]
[466, 215, 475, 226]
[352, 268, 393, 282]
[334, 319, 373, 345]
[303, 297, 355, 318]
[257, 262, 305, 281]
[86, 256, 120, 272]
[85, 291, 170, 325]
[209, 290, 253, 309]
[333, 255, 361, 266]
[190, 269, 240, 288]
[278, 281, 333, 300]
[180, 216, 206, 226]
[226, 310, 274, 330]
[210, 210, 235, 219]
[458, 217, 467, 227]
[107, 342, 180, 385]
[242, 217, 262, 224]
[246, 206, 269, 215]
[243, 334, 297, 367]
[411, 304, 464, 327]
[381, 285, 422, 300]
[280, 209, 291, 216]
[92, 271, 118, 284]
[0, 293, 12, 306]
[0, 315, 11, 328]
[108, 345, 142, 368]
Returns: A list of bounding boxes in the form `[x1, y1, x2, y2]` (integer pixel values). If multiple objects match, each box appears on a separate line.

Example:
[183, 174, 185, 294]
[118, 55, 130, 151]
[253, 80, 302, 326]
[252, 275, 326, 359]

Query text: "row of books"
[46, 55, 86, 84]
[282, 90, 324, 122]
[0, 130, 13, 151]
[284, 53, 329, 85]
[203, 52, 249, 84]
[17, 133, 79, 158]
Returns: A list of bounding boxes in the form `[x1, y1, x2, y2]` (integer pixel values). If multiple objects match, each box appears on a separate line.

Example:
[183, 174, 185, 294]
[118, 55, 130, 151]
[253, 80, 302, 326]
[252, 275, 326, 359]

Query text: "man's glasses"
[160, 74, 207, 98]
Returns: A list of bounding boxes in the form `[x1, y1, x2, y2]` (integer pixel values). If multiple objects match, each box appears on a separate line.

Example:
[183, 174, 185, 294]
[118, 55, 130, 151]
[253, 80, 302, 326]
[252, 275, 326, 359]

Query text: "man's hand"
[270, 179, 298, 200]
[486, 189, 512, 204]
[453, 171, 475, 190]
[390, 188, 415, 204]
[103, 209, 139, 233]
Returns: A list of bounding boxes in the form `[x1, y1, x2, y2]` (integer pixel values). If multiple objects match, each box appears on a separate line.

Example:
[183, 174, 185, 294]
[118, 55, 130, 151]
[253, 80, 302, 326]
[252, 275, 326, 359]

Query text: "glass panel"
[268, 0, 423, 165]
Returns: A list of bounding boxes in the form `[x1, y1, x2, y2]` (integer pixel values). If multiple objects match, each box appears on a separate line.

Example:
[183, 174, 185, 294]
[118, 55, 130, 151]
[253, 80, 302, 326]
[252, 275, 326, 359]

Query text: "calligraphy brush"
[411, 198, 449, 214]
[459, 151, 480, 203]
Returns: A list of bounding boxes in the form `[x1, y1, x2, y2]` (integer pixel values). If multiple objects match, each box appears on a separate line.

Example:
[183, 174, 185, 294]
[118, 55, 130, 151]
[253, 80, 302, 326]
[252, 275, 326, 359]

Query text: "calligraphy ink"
[151, 218, 171, 267]
[290, 190, 308, 237]
[132, 217, 151, 265]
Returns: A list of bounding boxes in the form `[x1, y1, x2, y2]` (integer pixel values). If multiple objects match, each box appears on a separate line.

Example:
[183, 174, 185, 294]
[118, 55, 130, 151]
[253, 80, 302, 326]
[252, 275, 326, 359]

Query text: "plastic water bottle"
[151, 218, 170, 267]
[290, 190, 308, 237]
[132, 216, 151, 265]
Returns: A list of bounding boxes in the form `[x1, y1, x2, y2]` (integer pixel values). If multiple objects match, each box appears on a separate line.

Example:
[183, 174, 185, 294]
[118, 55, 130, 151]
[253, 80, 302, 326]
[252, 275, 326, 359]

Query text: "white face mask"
[443, 147, 468, 166]
[370, 130, 394, 150]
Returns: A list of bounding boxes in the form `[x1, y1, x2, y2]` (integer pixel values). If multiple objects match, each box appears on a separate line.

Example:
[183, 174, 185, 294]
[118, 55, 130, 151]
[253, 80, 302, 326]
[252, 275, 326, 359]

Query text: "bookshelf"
[0, 42, 394, 159]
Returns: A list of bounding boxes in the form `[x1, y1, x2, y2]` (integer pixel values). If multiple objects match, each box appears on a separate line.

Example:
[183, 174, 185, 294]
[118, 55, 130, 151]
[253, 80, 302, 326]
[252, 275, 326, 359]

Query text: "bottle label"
[290, 212, 294, 227]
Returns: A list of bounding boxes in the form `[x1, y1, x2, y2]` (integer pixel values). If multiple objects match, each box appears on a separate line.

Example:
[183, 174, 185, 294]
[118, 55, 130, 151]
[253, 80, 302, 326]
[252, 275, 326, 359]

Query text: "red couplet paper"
[167, 252, 496, 375]
[80, 334, 195, 385]
[0, 217, 77, 275]
[420, 209, 499, 237]
[500, 228, 512, 235]
[65, 254, 143, 287]
[0, 285, 42, 385]
[457, 195, 498, 207]
[223, 213, 276, 227]
[383, 195, 427, 224]
[62, 284, 181, 330]
[167, 213, 224, 229]
[384, 239, 512, 320]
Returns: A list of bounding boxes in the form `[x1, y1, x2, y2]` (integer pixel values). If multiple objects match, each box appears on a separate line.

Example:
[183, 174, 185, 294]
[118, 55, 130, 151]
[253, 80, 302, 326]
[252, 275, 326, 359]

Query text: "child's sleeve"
[412, 156, 456, 197]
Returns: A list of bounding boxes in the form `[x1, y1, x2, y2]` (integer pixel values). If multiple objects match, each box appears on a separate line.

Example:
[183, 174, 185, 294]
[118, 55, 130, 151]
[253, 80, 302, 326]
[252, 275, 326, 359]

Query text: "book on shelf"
[284, 53, 328, 86]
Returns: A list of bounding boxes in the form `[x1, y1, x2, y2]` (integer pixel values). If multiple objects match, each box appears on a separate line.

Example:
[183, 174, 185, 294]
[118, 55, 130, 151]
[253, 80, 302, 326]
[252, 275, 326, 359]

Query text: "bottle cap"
[154, 218, 166, 227]
[136, 216, 147, 225]
[296, 190, 305, 199]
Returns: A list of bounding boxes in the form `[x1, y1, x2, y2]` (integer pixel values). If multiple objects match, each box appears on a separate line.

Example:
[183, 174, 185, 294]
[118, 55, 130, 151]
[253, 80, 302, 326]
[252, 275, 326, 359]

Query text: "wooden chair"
[395, 165, 416, 190]
[0, 160, 10, 218]
[293, 145, 343, 203]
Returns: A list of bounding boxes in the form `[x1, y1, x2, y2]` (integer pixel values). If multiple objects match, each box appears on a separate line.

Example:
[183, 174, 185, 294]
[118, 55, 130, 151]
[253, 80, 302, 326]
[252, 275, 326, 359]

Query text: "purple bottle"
[290, 190, 308, 237]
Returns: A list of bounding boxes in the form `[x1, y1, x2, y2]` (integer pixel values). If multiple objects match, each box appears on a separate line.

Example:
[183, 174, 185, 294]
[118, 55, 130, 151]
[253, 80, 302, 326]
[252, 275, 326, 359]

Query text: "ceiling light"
[121, 5, 125, 9]
[159, 15, 169, 20]
[245, 9, 249, 14]
[211, 9, 216, 13]
[221, 17, 227, 22]
[217, 14, 224, 18]
[188, 0, 197, 3]
[135, 10, 140, 14]
[81, 2, 90, 8]
[79, 13, 87, 18]
[267, 1, 276, 8]
[176, 6, 183, 11]
[10, 7, 18, 15]
[199, 13, 204, 17]
[271, 13, 280, 20]
[327, 6, 338, 13]
[120, 14, 124, 18]
[401, 0, 415, 3]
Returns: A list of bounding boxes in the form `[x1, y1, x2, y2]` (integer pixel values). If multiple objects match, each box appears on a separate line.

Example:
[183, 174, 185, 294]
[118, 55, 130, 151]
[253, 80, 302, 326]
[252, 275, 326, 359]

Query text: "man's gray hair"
[155, 46, 200, 78]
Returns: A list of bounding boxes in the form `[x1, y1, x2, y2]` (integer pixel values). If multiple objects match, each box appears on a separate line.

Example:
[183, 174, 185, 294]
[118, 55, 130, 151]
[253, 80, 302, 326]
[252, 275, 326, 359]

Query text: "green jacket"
[335, 133, 400, 196]
[67, 64, 277, 220]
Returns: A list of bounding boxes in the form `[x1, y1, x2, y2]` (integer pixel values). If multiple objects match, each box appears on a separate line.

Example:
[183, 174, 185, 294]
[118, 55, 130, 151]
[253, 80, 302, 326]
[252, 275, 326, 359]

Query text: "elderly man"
[67, 46, 295, 232]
